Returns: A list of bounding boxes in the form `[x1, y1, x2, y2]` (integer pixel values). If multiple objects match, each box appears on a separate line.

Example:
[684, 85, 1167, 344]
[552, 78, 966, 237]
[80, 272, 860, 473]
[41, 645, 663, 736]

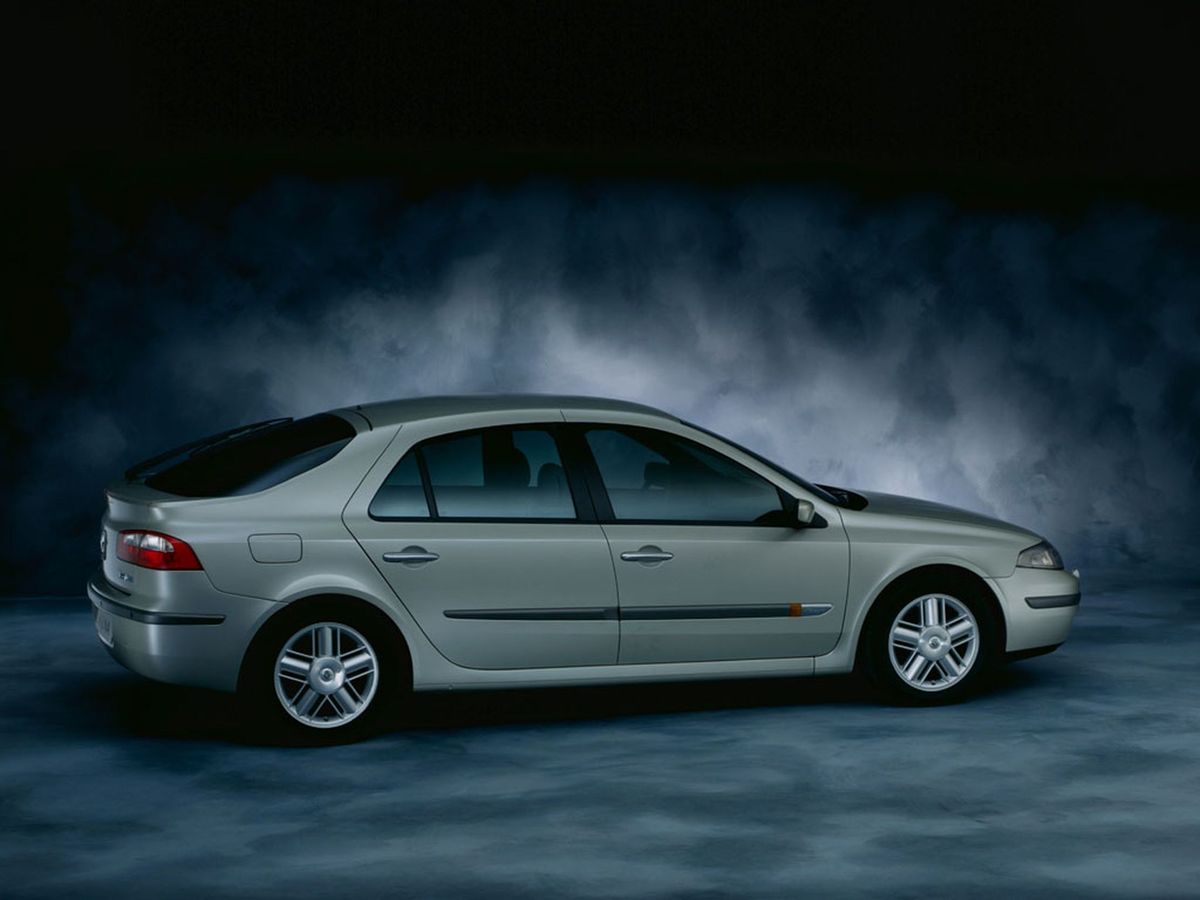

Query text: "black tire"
[238, 599, 408, 745]
[860, 573, 1002, 705]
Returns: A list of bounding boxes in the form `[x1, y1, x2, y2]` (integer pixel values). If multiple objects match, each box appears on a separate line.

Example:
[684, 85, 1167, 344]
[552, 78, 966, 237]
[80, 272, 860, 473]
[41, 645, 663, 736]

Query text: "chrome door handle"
[383, 546, 440, 564]
[620, 546, 673, 563]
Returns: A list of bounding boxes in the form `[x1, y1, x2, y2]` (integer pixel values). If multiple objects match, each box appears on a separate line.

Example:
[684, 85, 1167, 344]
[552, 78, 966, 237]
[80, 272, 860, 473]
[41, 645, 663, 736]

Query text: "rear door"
[343, 421, 619, 670]
[570, 423, 849, 664]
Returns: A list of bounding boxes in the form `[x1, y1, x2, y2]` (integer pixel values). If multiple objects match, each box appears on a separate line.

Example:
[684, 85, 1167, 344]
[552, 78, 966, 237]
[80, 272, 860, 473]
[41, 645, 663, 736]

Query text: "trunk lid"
[100, 481, 193, 586]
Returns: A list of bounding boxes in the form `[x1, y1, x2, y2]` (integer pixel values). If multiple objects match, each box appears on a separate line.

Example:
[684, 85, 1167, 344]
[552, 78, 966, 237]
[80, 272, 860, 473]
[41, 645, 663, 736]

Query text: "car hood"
[851, 489, 1035, 536]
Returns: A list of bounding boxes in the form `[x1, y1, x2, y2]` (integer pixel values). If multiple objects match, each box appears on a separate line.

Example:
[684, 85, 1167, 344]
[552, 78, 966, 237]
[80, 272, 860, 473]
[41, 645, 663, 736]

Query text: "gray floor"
[2, 570, 1199, 899]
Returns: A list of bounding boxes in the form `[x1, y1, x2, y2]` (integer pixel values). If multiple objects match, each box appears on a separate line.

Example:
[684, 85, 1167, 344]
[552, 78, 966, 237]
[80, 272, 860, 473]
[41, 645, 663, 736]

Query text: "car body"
[90, 394, 1081, 738]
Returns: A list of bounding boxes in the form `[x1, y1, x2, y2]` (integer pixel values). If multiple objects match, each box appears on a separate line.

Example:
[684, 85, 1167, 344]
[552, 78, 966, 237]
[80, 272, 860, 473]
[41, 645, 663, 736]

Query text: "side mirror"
[795, 498, 816, 526]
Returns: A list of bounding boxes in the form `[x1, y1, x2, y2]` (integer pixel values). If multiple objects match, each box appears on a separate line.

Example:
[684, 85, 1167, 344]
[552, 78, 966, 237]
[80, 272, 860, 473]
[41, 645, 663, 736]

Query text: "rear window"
[138, 414, 356, 498]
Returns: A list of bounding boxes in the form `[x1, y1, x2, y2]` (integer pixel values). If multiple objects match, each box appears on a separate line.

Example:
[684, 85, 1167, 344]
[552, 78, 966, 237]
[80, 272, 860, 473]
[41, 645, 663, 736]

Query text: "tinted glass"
[144, 414, 355, 498]
[368, 451, 429, 518]
[423, 427, 575, 519]
[681, 419, 843, 506]
[585, 427, 784, 523]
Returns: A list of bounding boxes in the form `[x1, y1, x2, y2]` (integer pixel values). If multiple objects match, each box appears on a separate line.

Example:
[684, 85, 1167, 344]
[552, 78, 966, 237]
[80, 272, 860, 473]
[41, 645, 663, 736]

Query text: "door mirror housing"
[781, 495, 823, 528]
[795, 498, 816, 526]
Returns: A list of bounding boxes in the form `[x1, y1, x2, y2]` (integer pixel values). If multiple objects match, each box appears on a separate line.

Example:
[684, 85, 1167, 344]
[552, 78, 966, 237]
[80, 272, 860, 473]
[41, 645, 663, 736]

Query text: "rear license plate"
[94, 607, 114, 647]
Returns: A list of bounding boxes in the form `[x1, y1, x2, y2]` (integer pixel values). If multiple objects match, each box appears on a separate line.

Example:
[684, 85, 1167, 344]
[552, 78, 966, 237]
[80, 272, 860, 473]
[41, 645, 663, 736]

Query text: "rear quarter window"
[141, 414, 356, 498]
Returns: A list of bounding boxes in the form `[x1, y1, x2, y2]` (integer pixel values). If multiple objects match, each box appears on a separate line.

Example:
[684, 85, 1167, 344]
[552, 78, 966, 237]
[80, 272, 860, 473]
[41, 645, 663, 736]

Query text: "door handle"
[620, 546, 673, 564]
[383, 546, 440, 565]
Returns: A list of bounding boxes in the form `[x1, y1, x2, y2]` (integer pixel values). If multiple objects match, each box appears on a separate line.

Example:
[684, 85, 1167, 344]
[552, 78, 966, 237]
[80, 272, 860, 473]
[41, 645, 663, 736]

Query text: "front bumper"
[88, 569, 276, 692]
[987, 566, 1082, 654]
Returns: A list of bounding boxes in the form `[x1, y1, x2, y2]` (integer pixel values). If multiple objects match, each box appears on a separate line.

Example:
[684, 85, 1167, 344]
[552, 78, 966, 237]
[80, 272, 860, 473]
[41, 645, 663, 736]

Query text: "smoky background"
[3, 177, 1198, 593]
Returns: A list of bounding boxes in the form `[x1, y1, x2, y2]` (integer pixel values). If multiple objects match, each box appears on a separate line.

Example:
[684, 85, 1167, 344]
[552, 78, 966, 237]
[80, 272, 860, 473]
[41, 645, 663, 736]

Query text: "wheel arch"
[237, 591, 414, 693]
[851, 563, 1006, 672]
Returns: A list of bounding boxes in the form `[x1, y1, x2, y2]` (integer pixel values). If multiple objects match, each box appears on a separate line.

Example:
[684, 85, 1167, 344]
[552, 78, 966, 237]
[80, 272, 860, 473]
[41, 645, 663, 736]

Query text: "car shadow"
[400, 672, 873, 731]
[68, 676, 250, 743]
[62, 663, 1053, 746]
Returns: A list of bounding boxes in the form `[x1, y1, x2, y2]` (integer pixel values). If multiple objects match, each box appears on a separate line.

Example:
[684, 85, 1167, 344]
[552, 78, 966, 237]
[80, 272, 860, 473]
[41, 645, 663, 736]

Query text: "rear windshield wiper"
[125, 418, 292, 482]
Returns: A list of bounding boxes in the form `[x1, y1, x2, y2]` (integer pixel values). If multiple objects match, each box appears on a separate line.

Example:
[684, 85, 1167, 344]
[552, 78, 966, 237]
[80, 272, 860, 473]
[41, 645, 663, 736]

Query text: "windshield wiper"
[816, 484, 851, 505]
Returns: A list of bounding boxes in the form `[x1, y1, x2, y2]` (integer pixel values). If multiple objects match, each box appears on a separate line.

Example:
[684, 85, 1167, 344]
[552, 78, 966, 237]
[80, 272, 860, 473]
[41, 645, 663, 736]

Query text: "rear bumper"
[987, 566, 1082, 653]
[88, 569, 276, 692]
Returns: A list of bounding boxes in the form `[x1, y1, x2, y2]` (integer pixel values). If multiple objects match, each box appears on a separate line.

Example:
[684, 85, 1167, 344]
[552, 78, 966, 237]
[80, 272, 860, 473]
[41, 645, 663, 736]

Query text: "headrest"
[537, 462, 567, 490]
[643, 461, 674, 488]
[485, 448, 530, 487]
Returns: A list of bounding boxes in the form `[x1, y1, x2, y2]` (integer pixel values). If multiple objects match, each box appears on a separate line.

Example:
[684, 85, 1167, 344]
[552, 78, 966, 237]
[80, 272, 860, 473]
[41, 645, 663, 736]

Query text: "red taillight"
[116, 530, 203, 570]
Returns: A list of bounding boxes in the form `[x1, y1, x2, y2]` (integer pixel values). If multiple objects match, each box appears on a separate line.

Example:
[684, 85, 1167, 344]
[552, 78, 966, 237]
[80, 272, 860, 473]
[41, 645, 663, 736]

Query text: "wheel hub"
[918, 626, 951, 661]
[308, 656, 345, 694]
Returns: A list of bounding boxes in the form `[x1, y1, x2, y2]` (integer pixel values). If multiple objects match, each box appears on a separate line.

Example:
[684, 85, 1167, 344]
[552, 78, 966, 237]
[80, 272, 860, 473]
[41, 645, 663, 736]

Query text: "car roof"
[340, 394, 678, 429]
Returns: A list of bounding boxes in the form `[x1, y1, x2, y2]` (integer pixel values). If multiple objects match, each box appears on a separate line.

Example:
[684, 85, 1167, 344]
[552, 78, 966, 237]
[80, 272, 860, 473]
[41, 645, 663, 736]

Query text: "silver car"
[90, 394, 1081, 741]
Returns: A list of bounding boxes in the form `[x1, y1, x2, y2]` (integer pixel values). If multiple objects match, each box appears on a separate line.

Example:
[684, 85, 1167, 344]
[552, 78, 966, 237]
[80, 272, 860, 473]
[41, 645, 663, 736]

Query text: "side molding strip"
[444, 607, 619, 621]
[621, 603, 833, 620]
[443, 604, 834, 621]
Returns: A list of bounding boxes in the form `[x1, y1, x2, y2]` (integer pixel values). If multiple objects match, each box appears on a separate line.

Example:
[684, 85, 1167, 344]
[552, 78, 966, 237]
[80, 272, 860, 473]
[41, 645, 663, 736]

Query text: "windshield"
[681, 420, 845, 507]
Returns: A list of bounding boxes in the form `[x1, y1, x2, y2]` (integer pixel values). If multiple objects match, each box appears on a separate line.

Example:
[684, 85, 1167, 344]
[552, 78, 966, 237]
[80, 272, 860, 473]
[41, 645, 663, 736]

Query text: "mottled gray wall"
[6, 179, 1198, 593]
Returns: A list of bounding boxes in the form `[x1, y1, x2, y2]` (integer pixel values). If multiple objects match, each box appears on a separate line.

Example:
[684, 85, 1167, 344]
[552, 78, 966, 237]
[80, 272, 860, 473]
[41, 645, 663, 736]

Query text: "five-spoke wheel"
[274, 622, 379, 728]
[887, 594, 979, 691]
[240, 600, 405, 744]
[863, 576, 998, 704]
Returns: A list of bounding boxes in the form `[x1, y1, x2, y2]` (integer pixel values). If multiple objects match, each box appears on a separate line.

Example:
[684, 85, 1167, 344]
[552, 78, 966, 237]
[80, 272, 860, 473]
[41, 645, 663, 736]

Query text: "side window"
[368, 450, 429, 519]
[584, 427, 784, 523]
[421, 426, 576, 519]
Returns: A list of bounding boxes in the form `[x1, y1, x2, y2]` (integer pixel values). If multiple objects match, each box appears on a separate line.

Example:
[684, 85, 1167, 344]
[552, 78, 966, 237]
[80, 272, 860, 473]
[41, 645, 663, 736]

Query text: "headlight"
[1017, 540, 1063, 569]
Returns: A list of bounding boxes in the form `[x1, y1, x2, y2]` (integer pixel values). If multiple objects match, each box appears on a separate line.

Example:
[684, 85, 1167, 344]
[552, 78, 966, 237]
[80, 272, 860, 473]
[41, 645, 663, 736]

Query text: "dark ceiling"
[5, 2, 1197, 382]
[9, 2, 1198, 204]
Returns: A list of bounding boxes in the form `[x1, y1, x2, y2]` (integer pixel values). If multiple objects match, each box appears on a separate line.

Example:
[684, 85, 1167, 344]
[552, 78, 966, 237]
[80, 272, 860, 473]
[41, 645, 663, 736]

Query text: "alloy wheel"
[273, 622, 379, 728]
[887, 594, 979, 692]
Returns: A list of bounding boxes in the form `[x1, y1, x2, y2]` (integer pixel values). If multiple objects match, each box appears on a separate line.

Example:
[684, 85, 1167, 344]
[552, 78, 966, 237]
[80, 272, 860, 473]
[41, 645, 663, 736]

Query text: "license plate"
[95, 607, 115, 647]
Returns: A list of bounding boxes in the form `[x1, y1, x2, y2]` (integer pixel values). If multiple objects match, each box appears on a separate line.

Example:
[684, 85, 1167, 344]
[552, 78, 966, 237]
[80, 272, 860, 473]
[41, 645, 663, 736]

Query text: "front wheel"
[240, 601, 404, 744]
[862, 579, 1000, 704]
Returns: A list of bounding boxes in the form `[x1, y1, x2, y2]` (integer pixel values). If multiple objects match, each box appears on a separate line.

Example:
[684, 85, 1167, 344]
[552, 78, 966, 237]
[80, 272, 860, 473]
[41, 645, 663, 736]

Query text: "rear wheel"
[862, 576, 1000, 704]
[240, 600, 405, 744]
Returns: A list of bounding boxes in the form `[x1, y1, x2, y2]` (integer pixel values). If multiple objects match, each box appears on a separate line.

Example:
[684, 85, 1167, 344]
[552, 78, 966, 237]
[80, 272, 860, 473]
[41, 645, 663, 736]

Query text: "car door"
[343, 421, 619, 670]
[571, 423, 849, 665]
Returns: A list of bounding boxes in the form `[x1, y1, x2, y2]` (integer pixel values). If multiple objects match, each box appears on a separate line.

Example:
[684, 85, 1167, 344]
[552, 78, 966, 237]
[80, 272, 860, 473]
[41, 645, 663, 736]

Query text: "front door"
[344, 423, 618, 670]
[576, 424, 849, 664]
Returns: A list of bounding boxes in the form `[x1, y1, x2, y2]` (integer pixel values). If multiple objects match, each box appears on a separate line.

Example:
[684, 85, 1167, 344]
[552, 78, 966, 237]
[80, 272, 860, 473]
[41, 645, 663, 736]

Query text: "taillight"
[116, 530, 203, 570]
